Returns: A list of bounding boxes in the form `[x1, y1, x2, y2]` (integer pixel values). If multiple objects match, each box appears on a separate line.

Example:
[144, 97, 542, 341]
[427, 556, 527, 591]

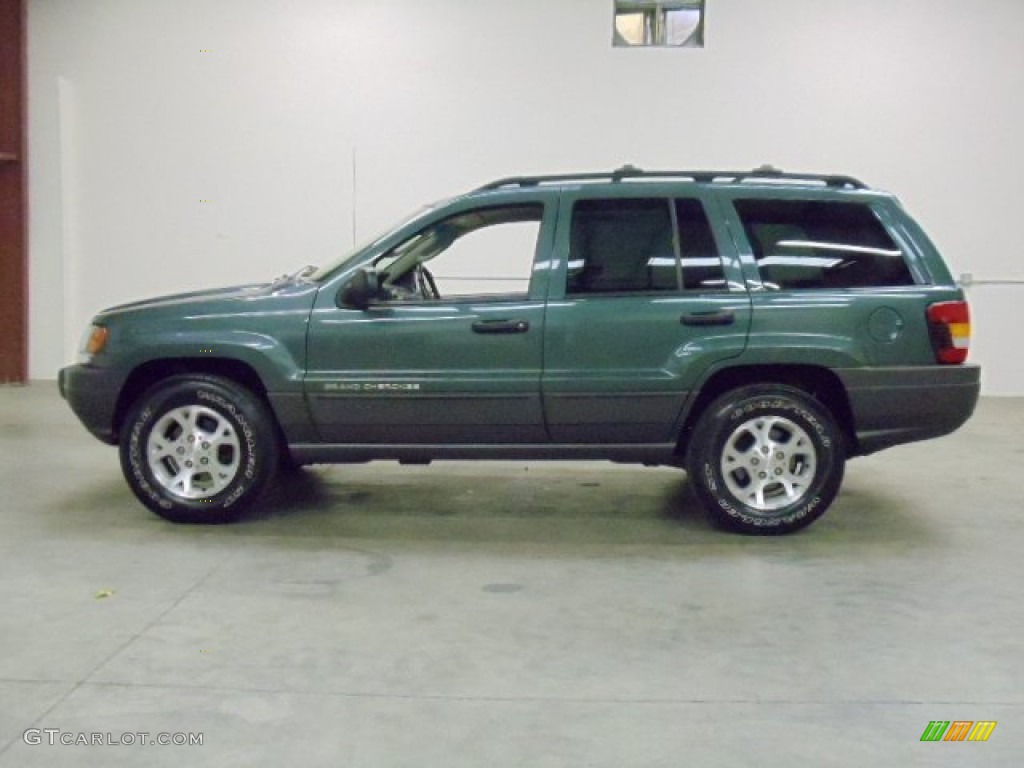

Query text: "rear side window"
[733, 199, 914, 290]
[567, 197, 724, 294]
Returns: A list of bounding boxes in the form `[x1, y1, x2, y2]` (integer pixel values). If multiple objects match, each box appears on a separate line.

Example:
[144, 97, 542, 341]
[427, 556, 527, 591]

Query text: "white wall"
[28, 0, 1024, 393]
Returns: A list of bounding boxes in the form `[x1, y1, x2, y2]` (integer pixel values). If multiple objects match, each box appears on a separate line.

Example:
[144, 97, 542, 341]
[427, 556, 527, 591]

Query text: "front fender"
[122, 330, 306, 393]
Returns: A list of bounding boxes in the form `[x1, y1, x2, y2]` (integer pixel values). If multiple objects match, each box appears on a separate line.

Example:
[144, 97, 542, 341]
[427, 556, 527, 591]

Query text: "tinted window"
[567, 198, 723, 294]
[676, 198, 727, 290]
[734, 199, 914, 290]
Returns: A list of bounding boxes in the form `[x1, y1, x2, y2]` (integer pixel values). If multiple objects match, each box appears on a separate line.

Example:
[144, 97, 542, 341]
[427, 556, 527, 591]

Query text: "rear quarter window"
[733, 199, 915, 290]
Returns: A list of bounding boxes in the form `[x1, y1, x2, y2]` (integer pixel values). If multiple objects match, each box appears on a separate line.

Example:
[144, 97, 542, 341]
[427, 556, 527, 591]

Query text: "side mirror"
[337, 268, 381, 310]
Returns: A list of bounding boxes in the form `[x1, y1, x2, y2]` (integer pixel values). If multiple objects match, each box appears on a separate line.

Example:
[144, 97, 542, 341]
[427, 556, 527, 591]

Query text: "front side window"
[733, 199, 914, 290]
[567, 197, 724, 295]
[375, 204, 542, 300]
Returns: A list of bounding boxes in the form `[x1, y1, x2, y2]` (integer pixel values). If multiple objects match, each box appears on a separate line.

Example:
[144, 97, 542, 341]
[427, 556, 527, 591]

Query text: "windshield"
[307, 203, 444, 282]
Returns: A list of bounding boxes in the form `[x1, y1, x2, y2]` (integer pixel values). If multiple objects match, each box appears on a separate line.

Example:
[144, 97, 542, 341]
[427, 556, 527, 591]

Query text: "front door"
[305, 194, 556, 444]
[541, 190, 751, 443]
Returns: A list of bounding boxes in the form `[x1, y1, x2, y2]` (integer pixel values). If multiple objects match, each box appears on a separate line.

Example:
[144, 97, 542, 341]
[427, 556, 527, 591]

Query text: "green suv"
[59, 166, 980, 534]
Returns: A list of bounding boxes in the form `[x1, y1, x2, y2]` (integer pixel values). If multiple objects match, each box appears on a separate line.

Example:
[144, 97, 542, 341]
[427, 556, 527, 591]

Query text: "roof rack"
[478, 164, 867, 191]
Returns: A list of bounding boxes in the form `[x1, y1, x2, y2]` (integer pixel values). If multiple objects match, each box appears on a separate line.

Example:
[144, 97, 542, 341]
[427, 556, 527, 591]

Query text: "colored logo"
[920, 721, 996, 742]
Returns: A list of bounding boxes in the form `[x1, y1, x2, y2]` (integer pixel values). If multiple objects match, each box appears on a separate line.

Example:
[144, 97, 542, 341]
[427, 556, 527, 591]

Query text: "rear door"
[541, 187, 751, 443]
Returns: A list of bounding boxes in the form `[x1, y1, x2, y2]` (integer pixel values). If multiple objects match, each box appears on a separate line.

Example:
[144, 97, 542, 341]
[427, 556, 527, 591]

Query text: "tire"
[686, 384, 845, 535]
[119, 375, 279, 523]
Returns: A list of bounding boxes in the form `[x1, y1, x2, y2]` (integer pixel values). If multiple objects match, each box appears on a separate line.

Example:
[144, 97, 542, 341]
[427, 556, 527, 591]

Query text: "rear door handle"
[681, 309, 736, 327]
[471, 319, 530, 334]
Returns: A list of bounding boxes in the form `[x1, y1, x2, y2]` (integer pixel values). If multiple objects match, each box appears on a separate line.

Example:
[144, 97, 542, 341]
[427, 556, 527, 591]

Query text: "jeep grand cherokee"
[59, 166, 980, 533]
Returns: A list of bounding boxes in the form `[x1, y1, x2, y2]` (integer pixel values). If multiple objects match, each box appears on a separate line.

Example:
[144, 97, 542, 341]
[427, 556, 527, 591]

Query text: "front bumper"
[58, 363, 125, 445]
[836, 364, 981, 456]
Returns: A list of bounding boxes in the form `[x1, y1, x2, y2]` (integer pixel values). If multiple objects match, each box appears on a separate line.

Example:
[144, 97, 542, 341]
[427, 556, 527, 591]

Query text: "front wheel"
[119, 375, 279, 523]
[686, 384, 845, 535]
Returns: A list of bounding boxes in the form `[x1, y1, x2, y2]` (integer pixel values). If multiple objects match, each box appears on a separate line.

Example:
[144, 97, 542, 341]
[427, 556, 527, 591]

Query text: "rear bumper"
[58, 364, 124, 445]
[835, 364, 980, 456]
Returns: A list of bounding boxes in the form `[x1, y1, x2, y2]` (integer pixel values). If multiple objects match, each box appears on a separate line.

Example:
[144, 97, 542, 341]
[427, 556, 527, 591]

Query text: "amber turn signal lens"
[86, 326, 109, 356]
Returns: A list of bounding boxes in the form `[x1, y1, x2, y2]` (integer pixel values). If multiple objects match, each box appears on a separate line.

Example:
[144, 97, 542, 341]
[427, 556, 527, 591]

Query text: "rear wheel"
[119, 375, 279, 523]
[686, 384, 845, 534]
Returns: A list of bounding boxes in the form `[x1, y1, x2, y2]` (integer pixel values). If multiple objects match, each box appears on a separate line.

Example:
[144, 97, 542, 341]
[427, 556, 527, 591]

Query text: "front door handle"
[471, 319, 530, 334]
[681, 309, 736, 327]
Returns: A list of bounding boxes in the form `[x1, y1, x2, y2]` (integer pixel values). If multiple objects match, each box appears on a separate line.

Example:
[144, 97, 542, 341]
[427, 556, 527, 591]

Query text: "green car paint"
[59, 167, 980, 530]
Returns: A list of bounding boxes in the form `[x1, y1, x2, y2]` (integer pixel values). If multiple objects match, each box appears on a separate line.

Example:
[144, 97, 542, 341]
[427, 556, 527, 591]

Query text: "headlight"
[79, 324, 109, 362]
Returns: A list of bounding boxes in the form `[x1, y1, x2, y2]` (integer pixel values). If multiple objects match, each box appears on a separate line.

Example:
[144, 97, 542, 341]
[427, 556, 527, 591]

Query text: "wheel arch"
[676, 364, 858, 457]
[113, 358, 272, 443]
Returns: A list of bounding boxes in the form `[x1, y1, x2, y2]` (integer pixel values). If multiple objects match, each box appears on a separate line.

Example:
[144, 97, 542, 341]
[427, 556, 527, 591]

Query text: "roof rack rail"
[478, 164, 867, 191]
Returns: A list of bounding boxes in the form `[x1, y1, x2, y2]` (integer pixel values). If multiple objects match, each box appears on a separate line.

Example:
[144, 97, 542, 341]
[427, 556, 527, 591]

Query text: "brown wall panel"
[0, 0, 26, 382]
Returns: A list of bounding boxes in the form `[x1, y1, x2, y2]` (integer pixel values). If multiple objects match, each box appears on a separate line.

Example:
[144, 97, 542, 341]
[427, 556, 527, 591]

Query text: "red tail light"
[927, 301, 970, 364]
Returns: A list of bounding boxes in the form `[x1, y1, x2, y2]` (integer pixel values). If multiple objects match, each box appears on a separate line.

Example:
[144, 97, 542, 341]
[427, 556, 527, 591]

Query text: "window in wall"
[613, 1, 705, 47]
[567, 198, 724, 294]
[732, 199, 916, 290]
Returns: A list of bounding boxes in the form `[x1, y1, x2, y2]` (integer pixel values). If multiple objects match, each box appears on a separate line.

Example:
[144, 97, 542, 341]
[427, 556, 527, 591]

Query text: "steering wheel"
[415, 264, 440, 300]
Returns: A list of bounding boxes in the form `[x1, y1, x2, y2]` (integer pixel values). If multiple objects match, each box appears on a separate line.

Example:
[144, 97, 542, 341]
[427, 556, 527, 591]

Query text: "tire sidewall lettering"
[727, 399, 831, 450]
[128, 405, 172, 510]
[695, 387, 843, 533]
[196, 389, 258, 483]
[122, 378, 270, 520]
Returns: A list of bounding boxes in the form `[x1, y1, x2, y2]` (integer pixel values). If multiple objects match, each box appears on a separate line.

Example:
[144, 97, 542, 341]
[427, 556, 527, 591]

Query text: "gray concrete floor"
[0, 382, 1021, 767]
